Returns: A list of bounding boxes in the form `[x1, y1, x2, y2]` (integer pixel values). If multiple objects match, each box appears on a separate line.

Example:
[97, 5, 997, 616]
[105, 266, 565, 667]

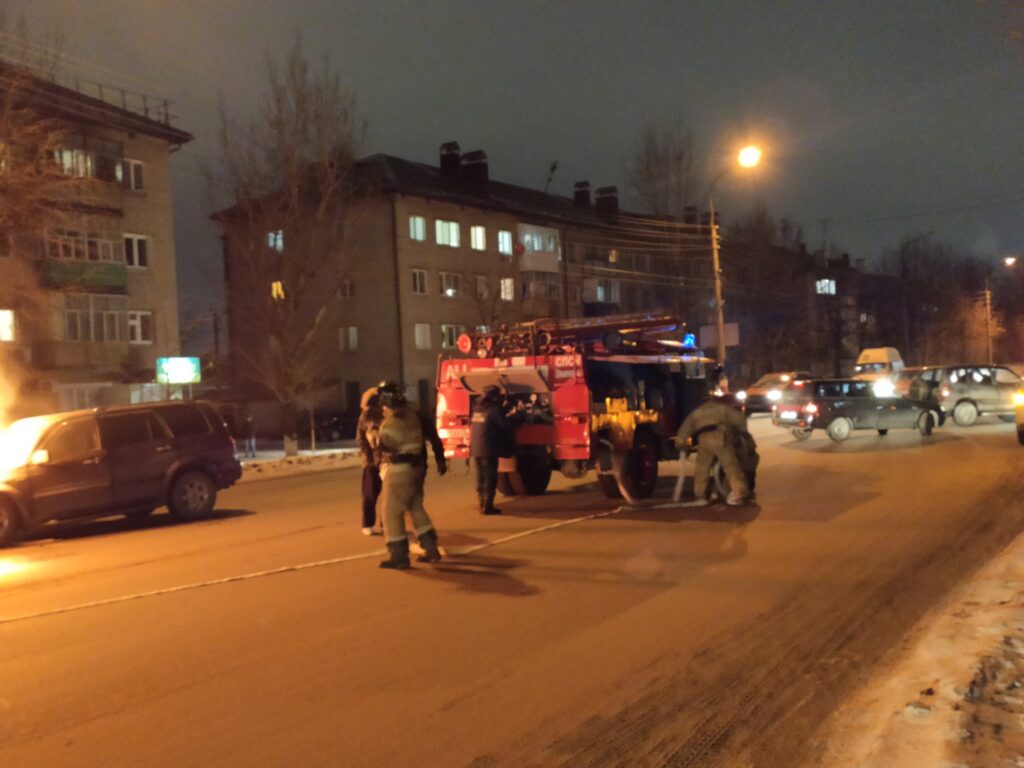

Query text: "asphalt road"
[1, 418, 1022, 768]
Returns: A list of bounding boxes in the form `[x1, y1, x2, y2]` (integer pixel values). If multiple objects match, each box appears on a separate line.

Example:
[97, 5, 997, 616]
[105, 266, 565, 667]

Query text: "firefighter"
[470, 385, 512, 515]
[675, 394, 751, 506]
[375, 382, 442, 569]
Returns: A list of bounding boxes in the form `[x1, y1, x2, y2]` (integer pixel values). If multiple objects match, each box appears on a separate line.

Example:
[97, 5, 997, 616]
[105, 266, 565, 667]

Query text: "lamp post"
[708, 145, 762, 364]
[983, 256, 1017, 364]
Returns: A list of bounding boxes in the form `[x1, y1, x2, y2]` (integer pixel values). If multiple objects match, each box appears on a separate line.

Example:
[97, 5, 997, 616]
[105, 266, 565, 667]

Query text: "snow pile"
[237, 450, 359, 483]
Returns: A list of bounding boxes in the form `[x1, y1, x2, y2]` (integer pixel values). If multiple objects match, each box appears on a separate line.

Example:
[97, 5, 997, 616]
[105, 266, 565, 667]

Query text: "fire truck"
[435, 313, 716, 501]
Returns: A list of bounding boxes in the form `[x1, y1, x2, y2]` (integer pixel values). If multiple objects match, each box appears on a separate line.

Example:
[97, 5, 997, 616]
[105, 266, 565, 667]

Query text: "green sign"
[156, 357, 202, 385]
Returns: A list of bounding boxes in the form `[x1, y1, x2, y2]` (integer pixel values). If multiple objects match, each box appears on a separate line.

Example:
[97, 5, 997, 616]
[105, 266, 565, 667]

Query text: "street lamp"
[708, 145, 762, 365]
[1005, 256, 1018, 268]
[984, 257, 1017, 364]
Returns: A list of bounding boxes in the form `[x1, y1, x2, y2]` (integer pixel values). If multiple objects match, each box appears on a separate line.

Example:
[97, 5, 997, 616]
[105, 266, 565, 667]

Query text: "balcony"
[519, 249, 560, 274]
[40, 260, 128, 294]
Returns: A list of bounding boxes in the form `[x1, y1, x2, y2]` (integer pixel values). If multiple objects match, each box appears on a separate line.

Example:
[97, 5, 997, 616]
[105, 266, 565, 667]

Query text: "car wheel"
[791, 428, 812, 441]
[0, 498, 22, 548]
[617, 432, 659, 500]
[827, 418, 852, 442]
[877, 429, 888, 436]
[953, 401, 979, 427]
[596, 472, 622, 499]
[918, 411, 935, 437]
[169, 471, 217, 521]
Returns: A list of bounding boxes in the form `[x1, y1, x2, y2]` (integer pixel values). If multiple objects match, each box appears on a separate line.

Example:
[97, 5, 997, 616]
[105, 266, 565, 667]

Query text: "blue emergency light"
[682, 333, 697, 348]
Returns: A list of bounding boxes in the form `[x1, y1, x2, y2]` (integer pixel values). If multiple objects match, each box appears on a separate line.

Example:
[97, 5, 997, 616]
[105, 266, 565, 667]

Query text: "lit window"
[0, 309, 14, 342]
[470, 225, 486, 251]
[118, 159, 144, 191]
[339, 326, 358, 352]
[409, 215, 426, 242]
[435, 220, 460, 248]
[441, 324, 464, 349]
[271, 281, 286, 301]
[55, 148, 95, 178]
[815, 278, 836, 295]
[498, 230, 513, 256]
[411, 269, 427, 295]
[475, 275, 489, 299]
[267, 230, 284, 252]
[124, 234, 149, 268]
[414, 323, 432, 350]
[439, 272, 461, 297]
[127, 311, 153, 344]
[500, 277, 514, 302]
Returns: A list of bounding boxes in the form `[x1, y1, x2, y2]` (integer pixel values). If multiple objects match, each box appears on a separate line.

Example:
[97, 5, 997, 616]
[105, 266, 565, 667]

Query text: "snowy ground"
[813, 528, 1024, 767]
[235, 443, 360, 483]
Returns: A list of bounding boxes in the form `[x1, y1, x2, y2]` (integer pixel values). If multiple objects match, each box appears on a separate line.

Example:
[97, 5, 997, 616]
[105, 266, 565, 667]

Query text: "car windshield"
[0, 415, 52, 474]
[855, 363, 887, 373]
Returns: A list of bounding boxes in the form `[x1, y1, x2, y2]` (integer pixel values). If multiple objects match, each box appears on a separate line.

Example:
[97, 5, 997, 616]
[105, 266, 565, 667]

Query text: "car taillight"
[941, 388, 950, 398]
[804, 403, 819, 414]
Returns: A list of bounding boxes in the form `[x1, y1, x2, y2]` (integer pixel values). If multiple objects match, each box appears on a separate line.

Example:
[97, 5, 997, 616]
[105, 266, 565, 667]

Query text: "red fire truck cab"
[435, 314, 715, 500]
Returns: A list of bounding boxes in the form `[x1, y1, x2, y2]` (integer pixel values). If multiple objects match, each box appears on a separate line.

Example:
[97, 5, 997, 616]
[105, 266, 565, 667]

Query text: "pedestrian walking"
[356, 386, 384, 536]
[469, 385, 512, 515]
[675, 394, 750, 506]
[375, 382, 443, 569]
[242, 407, 257, 458]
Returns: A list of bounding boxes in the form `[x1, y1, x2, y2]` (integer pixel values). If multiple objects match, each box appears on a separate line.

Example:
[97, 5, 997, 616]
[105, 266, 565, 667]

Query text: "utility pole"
[984, 277, 994, 365]
[709, 197, 726, 364]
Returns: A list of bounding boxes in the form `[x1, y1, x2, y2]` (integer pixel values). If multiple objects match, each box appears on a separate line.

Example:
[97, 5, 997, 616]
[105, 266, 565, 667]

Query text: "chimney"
[461, 149, 489, 184]
[683, 205, 698, 225]
[573, 181, 591, 207]
[594, 186, 619, 215]
[439, 141, 461, 178]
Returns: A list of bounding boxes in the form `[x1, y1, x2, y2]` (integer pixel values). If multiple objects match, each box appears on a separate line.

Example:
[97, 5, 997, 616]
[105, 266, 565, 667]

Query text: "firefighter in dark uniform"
[469, 385, 511, 515]
[376, 382, 443, 569]
[675, 394, 754, 505]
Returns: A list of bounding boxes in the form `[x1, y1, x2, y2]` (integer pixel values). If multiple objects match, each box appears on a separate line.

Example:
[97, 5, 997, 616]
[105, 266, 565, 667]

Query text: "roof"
[0, 63, 192, 145]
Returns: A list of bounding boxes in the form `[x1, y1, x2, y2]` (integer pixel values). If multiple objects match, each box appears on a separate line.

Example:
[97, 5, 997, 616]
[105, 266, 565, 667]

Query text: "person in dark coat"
[356, 387, 384, 535]
[470, 385, 512, 515]
[241, 407, 257, 458]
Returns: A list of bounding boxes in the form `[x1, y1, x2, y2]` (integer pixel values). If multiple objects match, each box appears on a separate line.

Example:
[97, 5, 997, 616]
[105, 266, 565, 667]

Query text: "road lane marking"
[0, 506, 632, 626]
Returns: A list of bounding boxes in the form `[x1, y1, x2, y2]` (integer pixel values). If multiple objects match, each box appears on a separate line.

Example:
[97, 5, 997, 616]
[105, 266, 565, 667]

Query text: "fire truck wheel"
[597, 473, 622, 499]
[510, 452, 553, 495]
[497, 473, 518, 497]
[617, 432, 659, 500]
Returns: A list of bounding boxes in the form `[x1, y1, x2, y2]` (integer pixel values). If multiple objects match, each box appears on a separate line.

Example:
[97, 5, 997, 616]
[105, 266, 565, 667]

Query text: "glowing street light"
[708, 144, 764, 365]
[1004, 256, 1018, 267]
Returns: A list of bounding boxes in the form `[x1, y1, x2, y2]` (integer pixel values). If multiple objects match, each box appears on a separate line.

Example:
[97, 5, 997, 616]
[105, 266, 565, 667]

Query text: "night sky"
[10, 0, 1024, 353]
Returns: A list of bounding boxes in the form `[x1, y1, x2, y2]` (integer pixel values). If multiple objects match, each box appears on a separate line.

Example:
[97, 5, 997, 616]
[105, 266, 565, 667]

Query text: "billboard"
[156, 357, 202, 385]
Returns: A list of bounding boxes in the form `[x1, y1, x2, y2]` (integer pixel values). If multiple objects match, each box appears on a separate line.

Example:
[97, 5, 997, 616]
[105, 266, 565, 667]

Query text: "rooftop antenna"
[543, 160, 558, 193]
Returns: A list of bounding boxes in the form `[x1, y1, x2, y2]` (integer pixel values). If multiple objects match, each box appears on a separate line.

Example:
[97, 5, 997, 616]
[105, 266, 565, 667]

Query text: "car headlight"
[1013, 391, 1024, 407]
[766, 389, 782, 402]
[735, 390, 748, 401]
[872, 379, 895, 398]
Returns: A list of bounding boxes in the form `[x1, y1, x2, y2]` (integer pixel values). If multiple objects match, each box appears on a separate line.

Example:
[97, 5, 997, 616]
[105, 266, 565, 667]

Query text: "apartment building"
[0, 66, 191, 412]
[222, 142, 705, 418]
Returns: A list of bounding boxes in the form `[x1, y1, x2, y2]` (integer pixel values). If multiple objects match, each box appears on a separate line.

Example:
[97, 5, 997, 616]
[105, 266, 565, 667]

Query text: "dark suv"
[771, 377, 944, 442]
[0, 401, 242, 546]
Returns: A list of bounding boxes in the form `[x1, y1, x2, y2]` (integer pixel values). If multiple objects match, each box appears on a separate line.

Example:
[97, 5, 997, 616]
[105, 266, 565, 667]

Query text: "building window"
[55, 148, 95, 178]
[118, 159, 144, 191]
[409, 215, 426, 241]
[569, 285, 582, 305]
[414, 323, 432, 350]
[127, 311, 153, 344]
[435, 220, 460, 248]
[441, 324, 464, 349]
[267, 230, 284, 252]
[47, 229, 118, 262]
[498, 230, 513, 256]
[475, 275, 489, 299]
[411, 268, 427, 295]
[518, 223, 559, 253]
[500, 277, 514, 302]
[124, 234, 149, 268]
[815, 278, 837, 295]
[339, 279, 355, 297]
[100, 311, 119, 342]
[470, 225, 486, 251]
[64, 309, 83, 341]
[339, 326, 358, 352]
[439, 271, 461, 297]
[0, 309, 13, 342]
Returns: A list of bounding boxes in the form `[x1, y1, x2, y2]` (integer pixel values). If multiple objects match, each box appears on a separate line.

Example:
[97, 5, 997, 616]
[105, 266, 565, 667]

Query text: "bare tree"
[626, 121, 701, 218]
[212, 37, 365, 454]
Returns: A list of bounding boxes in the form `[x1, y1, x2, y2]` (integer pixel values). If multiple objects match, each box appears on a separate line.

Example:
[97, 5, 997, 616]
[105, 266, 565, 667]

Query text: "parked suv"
[772, 377, 944, 442]
[899, 365, 1020, 426]
[0, 401, 242, 547]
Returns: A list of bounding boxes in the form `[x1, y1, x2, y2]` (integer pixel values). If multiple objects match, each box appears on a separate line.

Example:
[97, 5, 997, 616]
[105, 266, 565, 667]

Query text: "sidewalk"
[236, 440, 361, 484]
[813, 530, 1024, 767]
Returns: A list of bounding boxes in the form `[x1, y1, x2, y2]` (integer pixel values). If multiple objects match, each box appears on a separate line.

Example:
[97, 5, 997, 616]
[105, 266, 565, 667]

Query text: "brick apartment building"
[0, 64, 191, 412]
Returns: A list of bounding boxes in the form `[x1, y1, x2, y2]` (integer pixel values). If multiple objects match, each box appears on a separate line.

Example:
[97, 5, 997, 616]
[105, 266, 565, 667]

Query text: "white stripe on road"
[0, 506, 634, 626]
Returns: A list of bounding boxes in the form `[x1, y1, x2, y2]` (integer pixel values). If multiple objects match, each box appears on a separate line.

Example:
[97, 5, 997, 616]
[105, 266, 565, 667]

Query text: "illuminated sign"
[156, 357, 202, 385]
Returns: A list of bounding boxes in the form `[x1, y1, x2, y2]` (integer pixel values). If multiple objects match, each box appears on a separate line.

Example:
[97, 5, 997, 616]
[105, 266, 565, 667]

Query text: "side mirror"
[30, 449, 50, 466]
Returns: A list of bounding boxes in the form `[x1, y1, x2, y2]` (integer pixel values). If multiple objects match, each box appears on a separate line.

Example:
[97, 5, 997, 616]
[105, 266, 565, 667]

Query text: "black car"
[771, 377, 944, 442]
[0, 400, 242, 546]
